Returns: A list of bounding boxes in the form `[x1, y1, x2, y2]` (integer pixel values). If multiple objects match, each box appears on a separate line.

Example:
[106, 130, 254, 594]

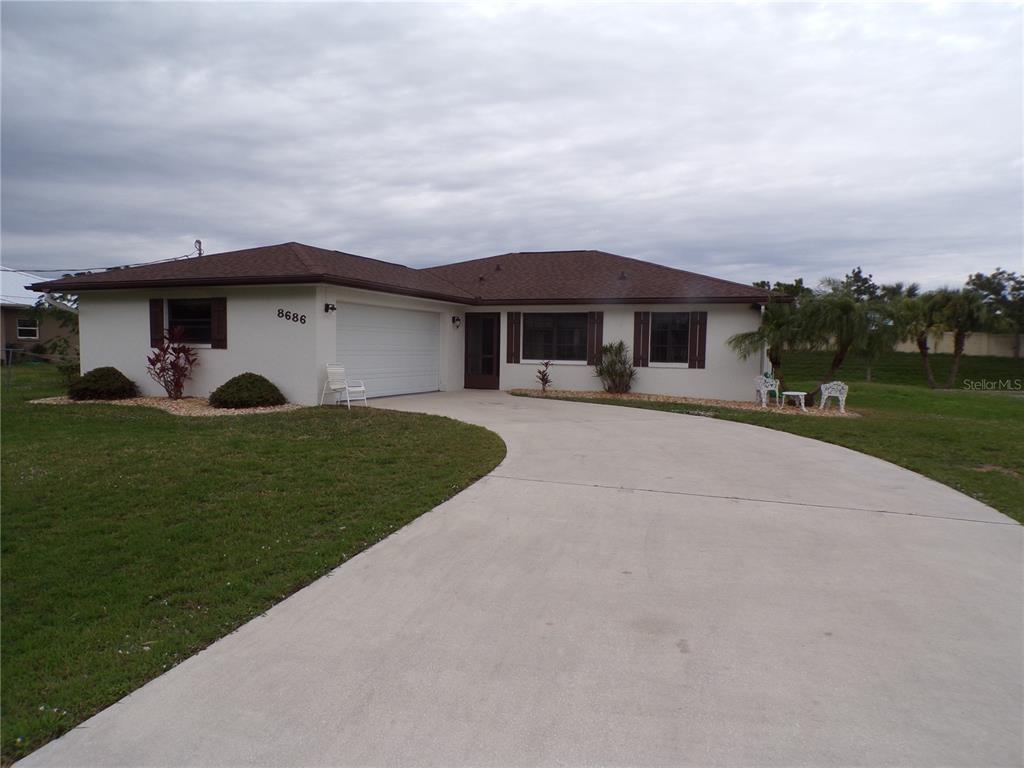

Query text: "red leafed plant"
[147, 327, 199, 399]
[536, 360, 553, 394]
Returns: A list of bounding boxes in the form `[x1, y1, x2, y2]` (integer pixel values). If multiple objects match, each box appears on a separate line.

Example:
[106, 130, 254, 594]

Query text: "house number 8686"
[277, 308, 307, 324]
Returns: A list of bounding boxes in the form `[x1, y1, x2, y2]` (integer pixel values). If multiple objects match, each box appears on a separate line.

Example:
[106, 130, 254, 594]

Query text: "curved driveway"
[23, 392, 1022, 767]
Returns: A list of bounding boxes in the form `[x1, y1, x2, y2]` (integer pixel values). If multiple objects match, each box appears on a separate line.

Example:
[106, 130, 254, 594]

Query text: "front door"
[464, 312, 500, 389]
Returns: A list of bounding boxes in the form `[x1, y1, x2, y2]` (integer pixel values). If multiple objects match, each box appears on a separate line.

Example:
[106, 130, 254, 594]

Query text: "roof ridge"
[286, 242, 316, 272]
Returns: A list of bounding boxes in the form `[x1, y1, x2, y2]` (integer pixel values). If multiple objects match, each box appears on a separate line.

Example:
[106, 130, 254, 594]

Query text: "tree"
[966, 268, 1023, 359]
[900, 291, 946, 389]
[939, 289, 987, 388]
[728, 284, 806, 391]
[840, 266, 880, 302]
[801, 289, 872, 397]
[31, 292, 80, 384]
[858, 282, 918, 382]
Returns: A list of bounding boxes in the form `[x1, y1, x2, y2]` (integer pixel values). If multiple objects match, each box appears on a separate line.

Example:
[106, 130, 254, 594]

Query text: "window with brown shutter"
[522, 313, 588, 361]
[650, 312, 689, 364]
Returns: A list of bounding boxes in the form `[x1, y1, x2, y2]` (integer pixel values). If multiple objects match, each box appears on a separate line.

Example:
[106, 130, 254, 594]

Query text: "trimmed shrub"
[67, 367, 139, 401]
[209, 373, 286, 409]
[594, 341, 637, 394]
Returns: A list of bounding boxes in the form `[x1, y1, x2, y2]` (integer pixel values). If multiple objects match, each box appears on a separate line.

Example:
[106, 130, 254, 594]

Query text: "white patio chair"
[819, 381, 848, 414]
[755, 374, 780, 408]
[319, 364, 368, 409]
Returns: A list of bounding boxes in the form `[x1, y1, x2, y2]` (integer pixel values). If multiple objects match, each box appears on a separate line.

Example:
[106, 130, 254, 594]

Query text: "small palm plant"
[536, 360, 552, 393]
[594, 341, 636, 394]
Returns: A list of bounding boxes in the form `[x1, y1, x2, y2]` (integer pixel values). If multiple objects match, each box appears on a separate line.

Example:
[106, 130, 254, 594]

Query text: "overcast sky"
[2, 2, 1021, 291]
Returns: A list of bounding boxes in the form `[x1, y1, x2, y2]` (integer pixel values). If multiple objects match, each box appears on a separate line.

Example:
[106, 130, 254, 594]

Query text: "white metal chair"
[819, 381, 849, 414]
[319, 364, 368, 409]
[755, 374, 780, 408]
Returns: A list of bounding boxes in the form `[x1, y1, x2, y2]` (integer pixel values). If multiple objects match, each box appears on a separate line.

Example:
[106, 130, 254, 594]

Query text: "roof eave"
[29, 274, 474, 305]
[471, 295, 773, 306]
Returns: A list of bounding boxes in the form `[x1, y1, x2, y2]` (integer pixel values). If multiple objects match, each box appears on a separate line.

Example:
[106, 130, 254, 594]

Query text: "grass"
[780, 348, 1021, 388]
[0, 365, 505, 763]
[518, 351, 1024, 523]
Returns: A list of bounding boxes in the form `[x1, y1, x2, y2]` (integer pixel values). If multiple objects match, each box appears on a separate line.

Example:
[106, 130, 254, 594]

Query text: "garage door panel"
[336, 303, 440, 398]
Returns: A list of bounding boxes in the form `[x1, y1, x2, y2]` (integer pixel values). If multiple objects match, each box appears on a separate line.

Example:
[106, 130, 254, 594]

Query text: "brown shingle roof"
[425, 250, 770, 304]
[30, 242, 476, 303]
[31, 243, 770, 305]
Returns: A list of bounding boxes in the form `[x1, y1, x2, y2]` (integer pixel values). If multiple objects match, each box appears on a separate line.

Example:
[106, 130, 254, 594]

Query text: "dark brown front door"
[464, 312, 500, 389]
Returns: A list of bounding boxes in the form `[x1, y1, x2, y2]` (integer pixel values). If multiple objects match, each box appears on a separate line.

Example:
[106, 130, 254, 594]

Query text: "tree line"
[728, 267, 1023, 398]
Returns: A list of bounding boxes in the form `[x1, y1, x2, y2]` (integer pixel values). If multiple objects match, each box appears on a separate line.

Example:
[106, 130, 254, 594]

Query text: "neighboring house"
[30, 243, 772, 404]
[1, 301, 78, 363]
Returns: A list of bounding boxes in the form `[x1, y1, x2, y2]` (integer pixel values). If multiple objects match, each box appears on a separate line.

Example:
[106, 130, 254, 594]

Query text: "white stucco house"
[30, 242, 772, 405]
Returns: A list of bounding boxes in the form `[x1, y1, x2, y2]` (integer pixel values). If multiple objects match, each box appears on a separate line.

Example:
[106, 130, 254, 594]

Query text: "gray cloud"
[2, 2, 1021, 289]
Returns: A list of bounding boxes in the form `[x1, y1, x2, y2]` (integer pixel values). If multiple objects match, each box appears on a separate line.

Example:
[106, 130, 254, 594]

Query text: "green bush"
[67, 367, 139, 401]
[56, 359, 81, 389]
[594, 341, 637, 393]
[209, 373, 286, 409]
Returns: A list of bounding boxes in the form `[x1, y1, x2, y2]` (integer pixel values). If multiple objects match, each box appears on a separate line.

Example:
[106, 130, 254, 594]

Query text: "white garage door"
[336, 303, 441, 398]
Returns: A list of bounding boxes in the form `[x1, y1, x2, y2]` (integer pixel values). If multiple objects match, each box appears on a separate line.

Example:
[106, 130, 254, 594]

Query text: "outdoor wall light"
[324, 303, 337, 313]
[451, 315, 462, 329]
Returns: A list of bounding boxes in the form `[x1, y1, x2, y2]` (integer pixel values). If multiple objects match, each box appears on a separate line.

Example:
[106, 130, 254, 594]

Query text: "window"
[650, 312, 689, 364]
[167, 299, 213, 344]
[522, 313, 588, 361]
[16, 317, 39, 340]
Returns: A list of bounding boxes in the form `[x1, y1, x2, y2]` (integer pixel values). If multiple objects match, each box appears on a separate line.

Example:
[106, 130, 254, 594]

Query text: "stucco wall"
[894, 332, 1022, 358]
[483, 303, 764, 401]
[78, 288, 762, 405]
[79, 286, 322, 404]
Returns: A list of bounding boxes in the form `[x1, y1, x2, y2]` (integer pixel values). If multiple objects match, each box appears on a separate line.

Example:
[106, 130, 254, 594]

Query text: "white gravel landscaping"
[30, 396, 304, 417]
[510, 388, 859, 417]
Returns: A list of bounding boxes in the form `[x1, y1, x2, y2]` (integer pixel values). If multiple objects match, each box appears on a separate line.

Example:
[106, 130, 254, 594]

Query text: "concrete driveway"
[22, 392, 1022, 767]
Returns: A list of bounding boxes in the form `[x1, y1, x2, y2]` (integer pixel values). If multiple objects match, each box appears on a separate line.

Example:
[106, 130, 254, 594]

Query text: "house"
[29, 243, 771, 404]
[1, 300, 78, 363]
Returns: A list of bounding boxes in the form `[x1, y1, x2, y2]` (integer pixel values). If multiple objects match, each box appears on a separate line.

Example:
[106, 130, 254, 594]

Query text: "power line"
[1, 242, 203, 275]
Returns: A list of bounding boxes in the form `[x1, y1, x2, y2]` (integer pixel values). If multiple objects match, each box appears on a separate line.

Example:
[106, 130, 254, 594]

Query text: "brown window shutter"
[633, 311, 650, 367]
[149, 299, 164, 347]
[210, 297, 227, 349]
[586, 311, 604, 365]
[506, 312, 521, 364]
[688, 311, 707, 369]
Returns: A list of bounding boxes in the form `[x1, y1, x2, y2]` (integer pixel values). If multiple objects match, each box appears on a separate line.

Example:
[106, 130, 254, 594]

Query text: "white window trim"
[520, 359, 588, 366]
[649, 311, 692, 369]
[16, 319, 39, 340]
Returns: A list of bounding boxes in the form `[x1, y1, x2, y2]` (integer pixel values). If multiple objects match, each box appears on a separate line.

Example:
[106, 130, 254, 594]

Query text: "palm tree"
[900, 291, 945, 389]
[728, 297, 802, 391]
[939, 289, 986, 388]
[859, 282, 918, 382]
[801, 291, 872, 399]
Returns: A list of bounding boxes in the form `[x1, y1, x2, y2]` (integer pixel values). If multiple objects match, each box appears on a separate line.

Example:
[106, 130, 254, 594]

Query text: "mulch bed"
[510, 388, 859, 418]
[30, 396, 303, 417]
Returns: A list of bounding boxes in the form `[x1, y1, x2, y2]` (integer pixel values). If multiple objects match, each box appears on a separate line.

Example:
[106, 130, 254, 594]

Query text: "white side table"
[780, 390, 808, 412]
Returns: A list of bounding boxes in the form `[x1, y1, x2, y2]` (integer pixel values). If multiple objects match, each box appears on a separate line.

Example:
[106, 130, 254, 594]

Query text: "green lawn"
[780, 348, 1021, 388]
[1, 365, 505, 763]
[519, 351, 1024, 523]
